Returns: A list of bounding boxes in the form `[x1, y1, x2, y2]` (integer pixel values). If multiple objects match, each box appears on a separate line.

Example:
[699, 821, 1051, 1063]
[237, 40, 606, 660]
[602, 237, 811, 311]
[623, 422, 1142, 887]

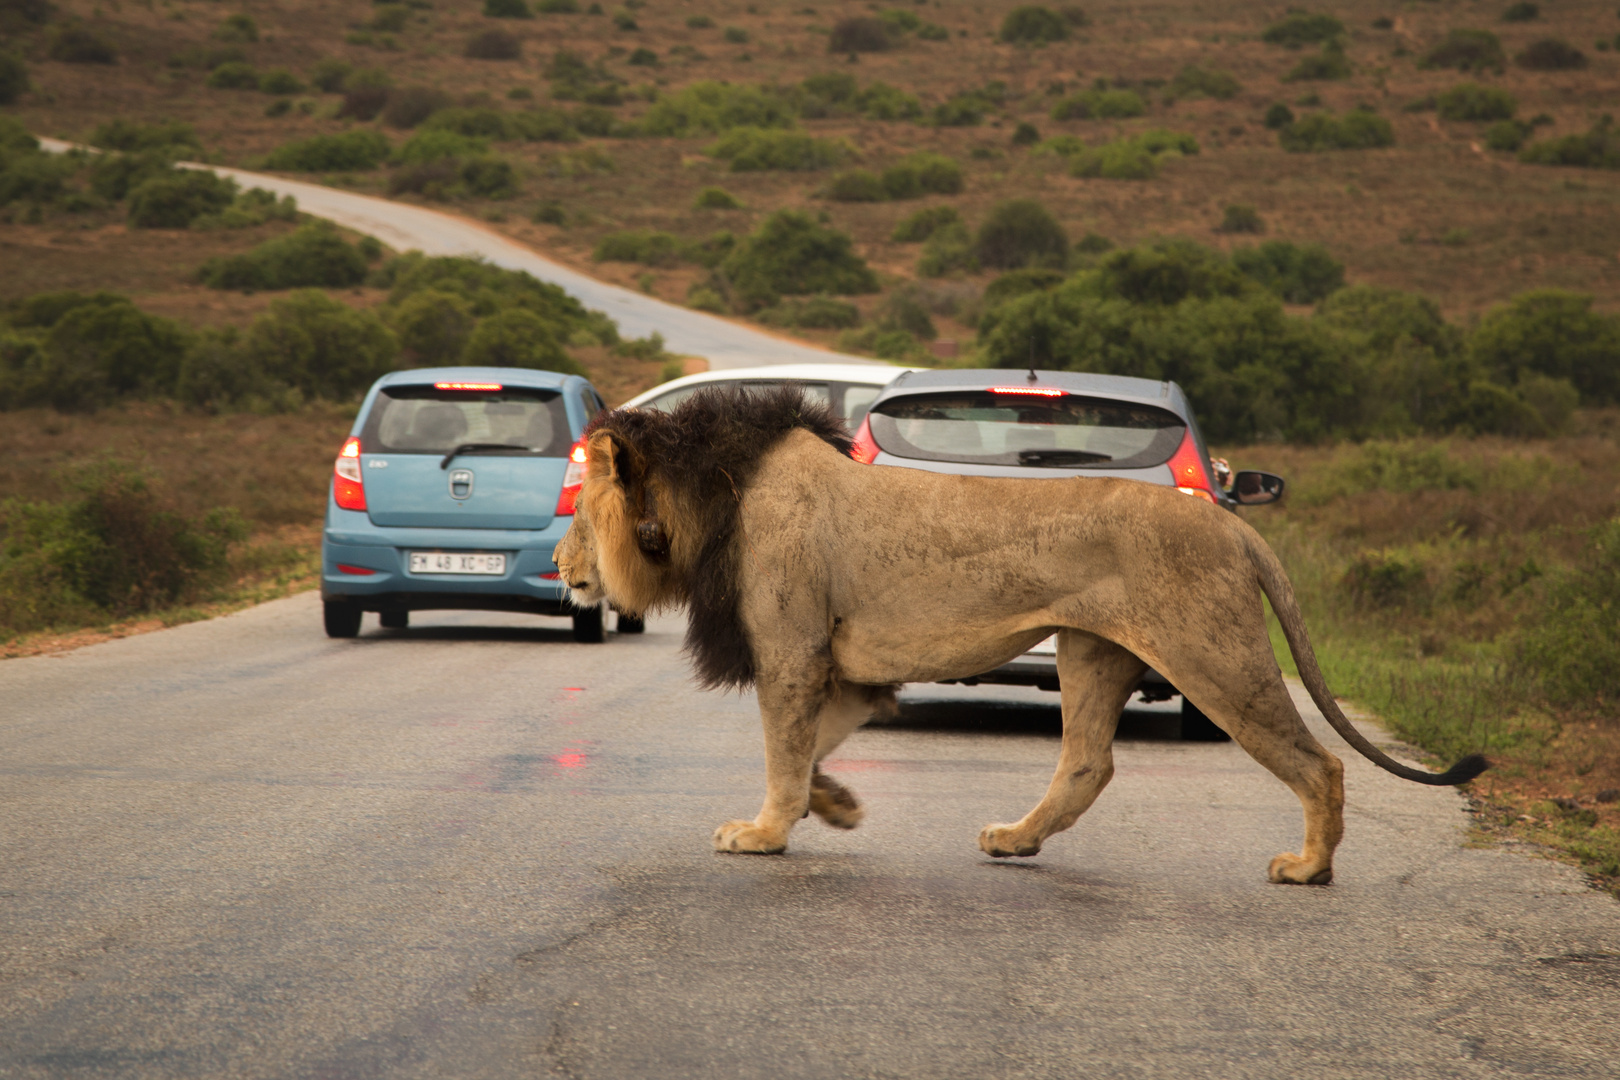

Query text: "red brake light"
[556, 438, 587, 515]
[434, 382, 502, 391]
[335, 563, 376, 576]
[850, 415, 879, 464]
[333, 436, 366, 511]
[1167, 429, 1216, 504]
[988, 386, 1066, 397]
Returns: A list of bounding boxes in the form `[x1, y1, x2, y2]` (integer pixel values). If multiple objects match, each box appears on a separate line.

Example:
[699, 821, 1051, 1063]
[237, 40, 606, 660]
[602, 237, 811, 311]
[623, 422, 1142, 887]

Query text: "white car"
[620, 363, 915, 429]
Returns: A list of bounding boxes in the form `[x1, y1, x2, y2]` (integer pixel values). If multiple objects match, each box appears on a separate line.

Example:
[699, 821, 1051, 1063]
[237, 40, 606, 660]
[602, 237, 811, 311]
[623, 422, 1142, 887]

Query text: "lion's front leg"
[713, 669, 825, 855]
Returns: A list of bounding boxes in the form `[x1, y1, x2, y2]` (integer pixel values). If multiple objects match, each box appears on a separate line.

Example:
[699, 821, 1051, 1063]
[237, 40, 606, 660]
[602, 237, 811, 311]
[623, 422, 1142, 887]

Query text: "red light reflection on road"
[553, 751, 588, 769]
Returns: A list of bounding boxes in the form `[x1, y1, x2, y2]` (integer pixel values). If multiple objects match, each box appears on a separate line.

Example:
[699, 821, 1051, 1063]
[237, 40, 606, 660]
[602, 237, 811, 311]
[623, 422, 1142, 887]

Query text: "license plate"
[409, 552, 506, 575]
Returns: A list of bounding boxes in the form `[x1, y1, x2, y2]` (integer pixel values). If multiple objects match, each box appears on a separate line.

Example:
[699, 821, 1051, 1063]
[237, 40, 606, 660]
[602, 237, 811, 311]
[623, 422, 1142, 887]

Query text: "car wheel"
[379, 610, 409, 630]
[1181, 696, 1232, 742]
[616, 612, 646, 634]
[324, 601, 362, 639]
[572, 606, 606, 643]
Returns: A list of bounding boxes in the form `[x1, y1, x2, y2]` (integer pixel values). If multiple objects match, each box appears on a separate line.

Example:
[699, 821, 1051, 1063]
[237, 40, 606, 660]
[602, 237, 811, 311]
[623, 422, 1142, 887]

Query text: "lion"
[553, 386, 1485, 884]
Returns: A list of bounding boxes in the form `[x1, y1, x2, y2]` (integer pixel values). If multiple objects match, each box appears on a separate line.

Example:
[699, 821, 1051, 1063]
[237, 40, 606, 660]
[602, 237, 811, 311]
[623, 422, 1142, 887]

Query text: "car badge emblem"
[448, 468, 474, 499]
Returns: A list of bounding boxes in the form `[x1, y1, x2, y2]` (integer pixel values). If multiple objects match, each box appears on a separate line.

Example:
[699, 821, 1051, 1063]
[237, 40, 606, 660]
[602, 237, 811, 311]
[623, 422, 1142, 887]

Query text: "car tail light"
[336, 563, 376, 576]
[988, 386, 1066, 397]
[850, 415, 879, 464]
[556, 439, 587, 515]
[333, 436, 366, 511]
[435, 381, 502, 391]
[1167, 429, 1216, 504]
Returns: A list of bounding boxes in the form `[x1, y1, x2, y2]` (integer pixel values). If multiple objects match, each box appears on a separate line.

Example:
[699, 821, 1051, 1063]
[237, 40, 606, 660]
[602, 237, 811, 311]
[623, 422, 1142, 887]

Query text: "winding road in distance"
[37, 136, 886, 371]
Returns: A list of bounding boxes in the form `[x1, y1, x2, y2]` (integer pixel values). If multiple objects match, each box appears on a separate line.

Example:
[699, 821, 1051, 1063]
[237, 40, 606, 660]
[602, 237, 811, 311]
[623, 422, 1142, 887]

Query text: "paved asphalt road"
[2, 597, 1618, 1079]
[36, 138, 884, 372]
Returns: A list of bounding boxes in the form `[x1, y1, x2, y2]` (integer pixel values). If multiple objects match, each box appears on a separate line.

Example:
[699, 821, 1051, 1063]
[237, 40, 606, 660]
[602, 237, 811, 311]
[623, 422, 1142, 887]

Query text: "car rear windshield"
[868, 390, 1185, 469]
[360, 385, 573, 456]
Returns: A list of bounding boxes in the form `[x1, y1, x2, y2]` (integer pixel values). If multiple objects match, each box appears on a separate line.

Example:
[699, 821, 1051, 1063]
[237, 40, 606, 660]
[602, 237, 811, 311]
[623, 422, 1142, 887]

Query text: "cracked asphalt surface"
[2, 595, 1618, 1078]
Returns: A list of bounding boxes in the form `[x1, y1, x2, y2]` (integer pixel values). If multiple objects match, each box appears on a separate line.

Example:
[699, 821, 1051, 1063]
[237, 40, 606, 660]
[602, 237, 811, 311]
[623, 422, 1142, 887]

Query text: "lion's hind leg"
[979, 631, 1144, 859]
[806, 683, 894, 830]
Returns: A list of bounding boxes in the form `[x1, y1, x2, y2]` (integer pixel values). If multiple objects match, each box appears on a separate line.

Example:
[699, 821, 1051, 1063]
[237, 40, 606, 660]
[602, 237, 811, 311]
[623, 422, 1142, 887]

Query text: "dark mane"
[585, 383, 854, 691]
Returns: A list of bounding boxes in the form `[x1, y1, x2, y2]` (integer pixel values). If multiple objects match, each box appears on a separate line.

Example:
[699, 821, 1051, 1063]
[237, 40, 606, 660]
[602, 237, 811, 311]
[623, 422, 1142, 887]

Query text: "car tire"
[324, 601, 363, 639]
[616, 612, 646, 634]
[1181, 696, 1232, 742]
[572, 606, 606, 643]
[379, 610, 409, 630]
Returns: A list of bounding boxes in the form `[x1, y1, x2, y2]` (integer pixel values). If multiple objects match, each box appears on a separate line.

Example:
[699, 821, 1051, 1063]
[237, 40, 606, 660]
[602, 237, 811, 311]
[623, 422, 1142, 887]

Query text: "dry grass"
[6, 0, 1620, 323]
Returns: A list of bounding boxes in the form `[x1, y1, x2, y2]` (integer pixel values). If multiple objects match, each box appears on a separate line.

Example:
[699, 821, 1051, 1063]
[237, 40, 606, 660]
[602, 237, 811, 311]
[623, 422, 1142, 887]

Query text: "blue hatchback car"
[319, 366, 631, 642]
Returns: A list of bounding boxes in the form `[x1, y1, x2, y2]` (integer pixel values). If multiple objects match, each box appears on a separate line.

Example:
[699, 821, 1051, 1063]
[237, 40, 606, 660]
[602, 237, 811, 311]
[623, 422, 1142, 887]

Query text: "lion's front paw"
[713, 819, 789, 854]
[1268, 852, 1333, 885]
[978, 824, 1041, 859]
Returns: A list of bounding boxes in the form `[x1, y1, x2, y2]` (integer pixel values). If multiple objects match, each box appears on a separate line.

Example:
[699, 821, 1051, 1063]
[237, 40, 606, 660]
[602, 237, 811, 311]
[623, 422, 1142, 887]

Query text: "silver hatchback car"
[853, 368, 1285, 740]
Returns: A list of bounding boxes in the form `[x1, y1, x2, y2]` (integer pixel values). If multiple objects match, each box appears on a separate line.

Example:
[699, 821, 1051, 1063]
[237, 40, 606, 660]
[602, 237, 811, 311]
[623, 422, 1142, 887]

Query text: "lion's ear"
[586, 431, 625, 485]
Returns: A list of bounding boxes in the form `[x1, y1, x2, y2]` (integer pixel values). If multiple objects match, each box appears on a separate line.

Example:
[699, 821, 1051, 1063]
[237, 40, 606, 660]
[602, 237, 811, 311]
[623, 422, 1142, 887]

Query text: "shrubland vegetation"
[3, 0, 1620, 883]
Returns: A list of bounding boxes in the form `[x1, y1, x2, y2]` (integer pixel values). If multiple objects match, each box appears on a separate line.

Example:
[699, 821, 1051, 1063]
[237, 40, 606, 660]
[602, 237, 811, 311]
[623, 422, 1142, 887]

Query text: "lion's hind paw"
[978, 824, 1042, 859]
[713, 820, 788, 854]
[809, 771, 864, 830]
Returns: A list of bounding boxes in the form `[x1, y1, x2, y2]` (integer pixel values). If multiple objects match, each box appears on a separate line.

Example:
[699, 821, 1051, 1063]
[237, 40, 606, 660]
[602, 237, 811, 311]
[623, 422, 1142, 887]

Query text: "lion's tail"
[1244, 530, 1487, 787]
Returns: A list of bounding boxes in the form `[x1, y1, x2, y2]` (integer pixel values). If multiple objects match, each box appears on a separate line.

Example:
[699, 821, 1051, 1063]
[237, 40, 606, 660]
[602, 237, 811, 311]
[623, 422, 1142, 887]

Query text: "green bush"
[1050, 88, 1146, 120]
[854, 81, 922, 120]
[694, 186, 742, 209]
[593, 229, 682, 266]
[1486, 119, 1532, 152]
[242, 290, 399, 400]
[756, 295, 861, 329]
[0, 52, 30, 105]
[982, 268, 1065, 310]
[1264, 103, 1295, 130]
[422, 107, 518, 141]
[1278, 111, 1395, 152]
[370, 4, 411, 33]
[1504, 2, 1539, 21]
[0, 296, 191, 410]
[264, 130, 392, 171]
[916, 220, 977, 277]
[1420, 29, 1506, 72]
[822, 169, 887, 202]
[466, 28, 523, 60]
[383, 86, 456, 128]
[199, 222, 371, 290]
[214, 13, 259, 43]
[390, 289, 476, 364]
[1517, 38, 1586, 70]
[628, 46, 659, 65]
[1261, 12, 1343, 47]
[722, 26, 749, 44]
[1284, 44, 1352, 82]
[190, 187, 298, 230]
[394, 129, 490, 165]
[640, 81, 797, 136]
[708, 128, 848, 171]
[89, 119, 199, 153]
[206, 62, 260, 90]
[1011, 121, 1041, 146]
[718, 209, 879, 310]
[1437, 82, 1517, 122]
[1516, 519, 1620, 706]
[1168, 65, 1241, 101]
[686, 14, 714, 29]
[974, 199, 1068, 270]
[485, 0, 532, 17]
[1217, 204, 1264, 234]
[258, 69, 305, 96]
[892, 205, 963, 242]
[1469, 290, 1620, 404]
[537, 0, 580, 10]
[828, 16, 892, 53]
[1000, 5, 1069, 45]
[311, 59, 355, 93]
[378, 252, 613, 345]
[1231, 240, 1345, 303]
[1070, 130, 1197, 179]
[461, 308, 583, 374]
[881, 151, 963, 197]
[127, 170, 238, 228]
[872, 287, 936, 341]
[1518, 120, 1620, 169]
[47, 23, 118, 64]
[0, 462, 245, 631]
[0, 144, 81, 206]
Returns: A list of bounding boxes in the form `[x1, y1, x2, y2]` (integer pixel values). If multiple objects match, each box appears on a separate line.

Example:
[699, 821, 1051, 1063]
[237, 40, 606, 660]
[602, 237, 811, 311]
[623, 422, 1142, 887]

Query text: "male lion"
[554, 386, 1485, 884]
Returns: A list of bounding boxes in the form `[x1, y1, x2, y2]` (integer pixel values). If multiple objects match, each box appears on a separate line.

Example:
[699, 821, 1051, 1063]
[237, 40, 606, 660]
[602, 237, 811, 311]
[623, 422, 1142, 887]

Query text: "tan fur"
[560, 428, 1356, 883]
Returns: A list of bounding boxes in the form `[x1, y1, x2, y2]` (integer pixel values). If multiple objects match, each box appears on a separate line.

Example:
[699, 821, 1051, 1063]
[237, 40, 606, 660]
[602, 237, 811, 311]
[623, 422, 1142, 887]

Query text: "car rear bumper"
[320, 502, 572, 612]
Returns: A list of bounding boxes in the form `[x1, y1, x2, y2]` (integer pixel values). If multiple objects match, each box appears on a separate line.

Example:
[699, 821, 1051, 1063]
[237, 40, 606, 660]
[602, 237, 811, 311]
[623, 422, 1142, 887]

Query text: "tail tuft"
[1431, 753, 1489, 786]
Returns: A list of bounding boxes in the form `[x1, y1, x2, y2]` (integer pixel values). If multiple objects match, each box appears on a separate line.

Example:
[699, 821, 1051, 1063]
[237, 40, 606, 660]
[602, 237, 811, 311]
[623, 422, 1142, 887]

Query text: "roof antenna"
[1027, 337, 1037, 382]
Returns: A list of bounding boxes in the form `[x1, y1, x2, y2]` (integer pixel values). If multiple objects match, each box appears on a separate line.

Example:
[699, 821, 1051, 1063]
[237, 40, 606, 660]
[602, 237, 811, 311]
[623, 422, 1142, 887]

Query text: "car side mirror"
[1230, 470, 1285, 505]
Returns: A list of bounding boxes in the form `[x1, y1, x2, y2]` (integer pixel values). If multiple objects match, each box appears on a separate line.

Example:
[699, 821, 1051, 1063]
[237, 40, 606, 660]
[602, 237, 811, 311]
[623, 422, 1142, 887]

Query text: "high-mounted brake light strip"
[434, 382, 503, 391]
[988, 386, 1066, 397]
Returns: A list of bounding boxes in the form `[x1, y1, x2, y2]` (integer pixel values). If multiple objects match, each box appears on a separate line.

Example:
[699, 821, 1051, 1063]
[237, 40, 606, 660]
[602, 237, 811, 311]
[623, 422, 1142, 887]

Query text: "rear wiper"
[1017, 449, 1113, 467]
[441, 443, 525, 469]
